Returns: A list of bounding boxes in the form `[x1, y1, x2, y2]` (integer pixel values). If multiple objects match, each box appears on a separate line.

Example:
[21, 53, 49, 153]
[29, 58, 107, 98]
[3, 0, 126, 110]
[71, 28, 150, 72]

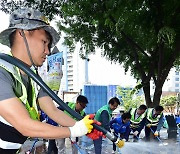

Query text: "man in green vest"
[145, 105, 164, 141]
[0, 7, 101, 153]
[56, 95, 88, 154]
[127, 104, 147, 142]
[93, 97, 120, 154]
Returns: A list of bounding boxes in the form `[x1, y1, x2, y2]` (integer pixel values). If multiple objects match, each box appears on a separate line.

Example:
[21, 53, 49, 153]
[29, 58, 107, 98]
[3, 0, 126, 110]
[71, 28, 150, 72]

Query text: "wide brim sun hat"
[0, 8, 60, 48]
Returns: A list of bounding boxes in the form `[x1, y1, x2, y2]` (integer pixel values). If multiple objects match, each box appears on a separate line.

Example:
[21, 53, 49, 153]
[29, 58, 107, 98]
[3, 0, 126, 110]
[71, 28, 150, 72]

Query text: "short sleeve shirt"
[0, 67, 48, 101]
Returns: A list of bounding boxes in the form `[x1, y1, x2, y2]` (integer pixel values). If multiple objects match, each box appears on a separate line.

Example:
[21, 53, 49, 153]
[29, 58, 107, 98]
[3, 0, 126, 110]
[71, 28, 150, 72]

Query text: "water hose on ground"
[70, 138, 83, 154]
[26, 138, 39, 154]
[149, 127, 162, 142]
[0, 53, 119, 144]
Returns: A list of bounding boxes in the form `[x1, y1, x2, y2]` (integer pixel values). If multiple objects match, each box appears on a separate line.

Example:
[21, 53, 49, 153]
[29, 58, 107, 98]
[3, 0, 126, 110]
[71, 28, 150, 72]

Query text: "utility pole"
[84, 55, 89, 84]
[81, 52, 90, 84]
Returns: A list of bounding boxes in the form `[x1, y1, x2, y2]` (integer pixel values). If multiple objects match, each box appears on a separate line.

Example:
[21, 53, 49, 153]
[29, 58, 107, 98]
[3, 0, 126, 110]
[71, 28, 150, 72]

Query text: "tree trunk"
[152, 88, 162, 107]
[143, 80, 163, 108]
[143, 82, 153, 107]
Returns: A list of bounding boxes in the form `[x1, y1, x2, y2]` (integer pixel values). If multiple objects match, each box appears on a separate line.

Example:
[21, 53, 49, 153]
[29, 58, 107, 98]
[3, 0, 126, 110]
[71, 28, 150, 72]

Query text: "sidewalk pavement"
[20, 128, 180, 154]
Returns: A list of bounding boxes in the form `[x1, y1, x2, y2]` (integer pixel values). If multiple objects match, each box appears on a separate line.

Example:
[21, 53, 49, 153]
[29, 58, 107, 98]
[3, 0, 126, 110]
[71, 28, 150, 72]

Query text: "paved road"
[20, 128, 180, 154]
[77, 128, 180, 154]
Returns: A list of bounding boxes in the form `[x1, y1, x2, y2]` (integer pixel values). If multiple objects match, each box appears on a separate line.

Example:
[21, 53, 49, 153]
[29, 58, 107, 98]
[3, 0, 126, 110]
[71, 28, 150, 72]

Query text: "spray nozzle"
[115, 138, 125, 148]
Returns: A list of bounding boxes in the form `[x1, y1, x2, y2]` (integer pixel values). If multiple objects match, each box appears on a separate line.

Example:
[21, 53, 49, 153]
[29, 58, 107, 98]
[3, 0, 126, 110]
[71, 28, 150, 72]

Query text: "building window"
[175, 83, 179, 87]
[175, 89, 179, 92]
[68, 75, 73, 78]
[175, 77, 179, 81]
[67, 56, 73, 59]
[175, 72, 179, 75]
[67, 70, 73, 73]
[68, 79, 73, 83]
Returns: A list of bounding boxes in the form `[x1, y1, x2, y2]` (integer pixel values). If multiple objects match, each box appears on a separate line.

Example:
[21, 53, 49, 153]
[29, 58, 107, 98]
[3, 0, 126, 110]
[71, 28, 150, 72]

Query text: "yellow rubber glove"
[154, 131, 159, 137]
[69, 114, 94, 137]
[82, 114, 94, 133]
[115, 139, 125, 148]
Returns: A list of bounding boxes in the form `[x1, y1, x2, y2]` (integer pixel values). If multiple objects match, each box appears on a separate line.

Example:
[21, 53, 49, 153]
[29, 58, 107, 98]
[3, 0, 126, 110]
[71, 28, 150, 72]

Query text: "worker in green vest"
[93, 97, 120, 154]
[56, 95, 88, 154]
[145, 105, 164, 141]
[127, 104, 147, 142]
[0, 7, 101, 153]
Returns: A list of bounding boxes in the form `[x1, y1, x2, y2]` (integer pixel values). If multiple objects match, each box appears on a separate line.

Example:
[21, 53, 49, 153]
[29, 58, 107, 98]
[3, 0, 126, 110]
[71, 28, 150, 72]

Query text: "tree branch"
[120, 31, 147, 81]
[120, 31, 149, 57]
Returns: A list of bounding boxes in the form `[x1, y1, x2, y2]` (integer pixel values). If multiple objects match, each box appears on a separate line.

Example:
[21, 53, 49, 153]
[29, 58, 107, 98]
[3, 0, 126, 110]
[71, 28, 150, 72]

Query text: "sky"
[88, 49, 136, 86]
[0, 10, 137, 87]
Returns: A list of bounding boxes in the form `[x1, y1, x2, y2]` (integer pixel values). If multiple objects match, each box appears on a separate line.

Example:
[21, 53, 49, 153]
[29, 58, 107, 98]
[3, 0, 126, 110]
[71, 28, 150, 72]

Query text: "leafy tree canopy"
[0, 0, 180, 107]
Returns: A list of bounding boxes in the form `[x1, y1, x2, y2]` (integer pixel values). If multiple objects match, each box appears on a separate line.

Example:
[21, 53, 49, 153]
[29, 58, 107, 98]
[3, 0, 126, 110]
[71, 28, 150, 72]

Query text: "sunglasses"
[79, 103, 87, 108]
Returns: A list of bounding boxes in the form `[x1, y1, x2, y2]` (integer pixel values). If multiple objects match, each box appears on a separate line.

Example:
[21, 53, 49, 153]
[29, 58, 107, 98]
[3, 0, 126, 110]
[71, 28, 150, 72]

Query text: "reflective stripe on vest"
[146, 108, 161, 126]
[0, 138, 22, 149]
[0, 57, 39, 120]
[130, 108, 146, 128]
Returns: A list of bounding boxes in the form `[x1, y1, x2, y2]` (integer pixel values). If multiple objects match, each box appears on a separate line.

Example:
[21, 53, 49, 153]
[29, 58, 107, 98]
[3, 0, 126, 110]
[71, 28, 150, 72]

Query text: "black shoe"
[133, 139, 138, 142]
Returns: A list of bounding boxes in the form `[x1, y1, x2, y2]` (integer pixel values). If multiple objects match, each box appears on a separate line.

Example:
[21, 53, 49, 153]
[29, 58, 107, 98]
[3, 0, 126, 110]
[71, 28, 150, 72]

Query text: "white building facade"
[163, 67, 180, 92]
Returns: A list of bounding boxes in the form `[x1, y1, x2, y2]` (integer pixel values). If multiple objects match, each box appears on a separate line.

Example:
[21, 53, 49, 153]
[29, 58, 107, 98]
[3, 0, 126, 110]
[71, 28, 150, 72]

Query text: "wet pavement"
[78, 128, 180, 154]
[20, 128, 180, 154]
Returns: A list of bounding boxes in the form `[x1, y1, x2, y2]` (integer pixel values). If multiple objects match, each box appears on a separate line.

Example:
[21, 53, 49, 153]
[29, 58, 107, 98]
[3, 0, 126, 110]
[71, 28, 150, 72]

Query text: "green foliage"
[157, 27, 176, 49]
[1, 0, 180, 107]
[160, 95, 177, 113]
[116, 86, 144, 111]
[0, 0, 61, 20]
[160, 95, 177, 106]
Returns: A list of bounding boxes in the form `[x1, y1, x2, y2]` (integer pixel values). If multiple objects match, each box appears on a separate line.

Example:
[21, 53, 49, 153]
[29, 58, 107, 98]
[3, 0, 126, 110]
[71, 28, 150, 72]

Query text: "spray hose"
[0, 53, 118, 144]
[70, 138, 83, 154]
[149, 127, 162, 142]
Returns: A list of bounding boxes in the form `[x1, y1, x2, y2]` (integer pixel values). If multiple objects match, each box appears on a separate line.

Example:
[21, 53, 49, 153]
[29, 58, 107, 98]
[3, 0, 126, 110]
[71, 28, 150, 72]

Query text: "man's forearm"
[157, 116, 164, 131]
[39, 96, 76, 127]
[52, 109, 76, 127]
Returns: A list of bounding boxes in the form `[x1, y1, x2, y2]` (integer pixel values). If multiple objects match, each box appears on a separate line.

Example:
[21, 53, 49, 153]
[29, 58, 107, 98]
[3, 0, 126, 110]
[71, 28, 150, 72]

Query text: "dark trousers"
[112, 132, 118, 151]
[145, 126, 157, 141]
[128, 128, 141, 141]
[47, 139, 58, 154]
[93, 136, 102, 154]
[0, 148, 18, 154]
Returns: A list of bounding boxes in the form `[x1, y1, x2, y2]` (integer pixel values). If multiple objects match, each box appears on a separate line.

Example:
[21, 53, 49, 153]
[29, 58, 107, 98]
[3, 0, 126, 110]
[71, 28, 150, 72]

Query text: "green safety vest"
[146, 108, 162, 126]
[130, 108, 146, 128]
[64, 102, 85, 121]
[0, 53, 39, 120]
[95, 105, 112, 123]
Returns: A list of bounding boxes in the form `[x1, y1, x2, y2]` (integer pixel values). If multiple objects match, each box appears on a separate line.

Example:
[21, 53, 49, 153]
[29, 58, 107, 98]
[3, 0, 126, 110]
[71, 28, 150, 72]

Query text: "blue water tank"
[82, 85, 107, 114]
